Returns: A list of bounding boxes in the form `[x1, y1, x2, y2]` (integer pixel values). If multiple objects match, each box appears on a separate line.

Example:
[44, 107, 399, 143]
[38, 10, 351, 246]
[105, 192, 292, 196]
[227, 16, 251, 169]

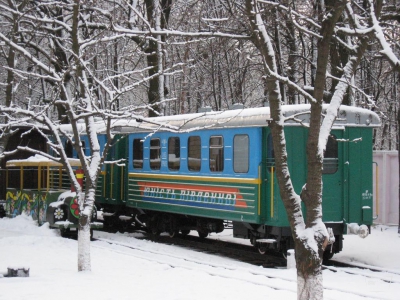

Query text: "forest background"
[0, 0, 396, 151]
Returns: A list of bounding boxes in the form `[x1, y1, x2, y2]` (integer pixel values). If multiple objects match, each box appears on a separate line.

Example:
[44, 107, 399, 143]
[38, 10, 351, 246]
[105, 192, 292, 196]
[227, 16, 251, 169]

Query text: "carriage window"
[188, 136, 201, 171]
[150, 138, 161, 170]
[323, 135, 338, 174]
[133, 138, 143, 169]
[210, 136, 224, 172]
[65, 140, 73, 158]
[234, 135, 249, 173]
[168, 137, 180, 171]
[267, 134, 275, 170]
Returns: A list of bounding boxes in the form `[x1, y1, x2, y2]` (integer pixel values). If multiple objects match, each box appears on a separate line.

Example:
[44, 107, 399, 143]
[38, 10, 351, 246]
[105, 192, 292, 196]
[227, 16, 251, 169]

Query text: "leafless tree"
[245, 1, 381, 298]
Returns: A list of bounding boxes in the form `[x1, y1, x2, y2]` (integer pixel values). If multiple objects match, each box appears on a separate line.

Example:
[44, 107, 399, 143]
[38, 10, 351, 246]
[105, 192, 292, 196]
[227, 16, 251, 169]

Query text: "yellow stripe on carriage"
[128, 172, 260, 184]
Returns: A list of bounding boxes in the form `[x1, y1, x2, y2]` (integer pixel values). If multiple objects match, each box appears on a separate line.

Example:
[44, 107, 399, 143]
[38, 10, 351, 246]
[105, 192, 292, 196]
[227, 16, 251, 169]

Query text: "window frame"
[150, 138, 161, 170]
[209, 136, 224, 172]
[188, 136, 201, 172]
[132, 138, 144, 169]
[168, 137, 180, 171]
[233, 134, 249, 173]
[322, 135, 338, 174]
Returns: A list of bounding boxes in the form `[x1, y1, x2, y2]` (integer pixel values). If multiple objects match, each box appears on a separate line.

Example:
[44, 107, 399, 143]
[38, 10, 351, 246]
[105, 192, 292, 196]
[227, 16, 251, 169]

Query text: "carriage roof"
[6, 154, 81, 168]
[58, 104, 380, 135]
[111, 104, 381, 134]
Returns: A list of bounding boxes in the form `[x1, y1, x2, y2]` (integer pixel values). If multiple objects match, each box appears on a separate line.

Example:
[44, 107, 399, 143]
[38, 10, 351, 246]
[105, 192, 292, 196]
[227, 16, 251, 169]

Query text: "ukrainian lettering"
[143, 186, 237, 206]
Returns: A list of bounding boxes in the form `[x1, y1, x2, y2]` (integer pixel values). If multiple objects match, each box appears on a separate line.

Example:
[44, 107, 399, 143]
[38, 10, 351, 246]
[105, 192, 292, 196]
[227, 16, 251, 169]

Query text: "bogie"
[140, 212, 224, 238]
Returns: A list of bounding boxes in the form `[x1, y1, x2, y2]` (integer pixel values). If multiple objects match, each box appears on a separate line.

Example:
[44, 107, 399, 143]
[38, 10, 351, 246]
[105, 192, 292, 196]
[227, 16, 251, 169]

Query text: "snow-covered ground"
[1, 216, 400, 300]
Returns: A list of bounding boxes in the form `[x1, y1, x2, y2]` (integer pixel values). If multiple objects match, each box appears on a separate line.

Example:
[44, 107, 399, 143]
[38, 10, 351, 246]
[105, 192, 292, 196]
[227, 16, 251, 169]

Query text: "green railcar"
[94, 134, 130, 227]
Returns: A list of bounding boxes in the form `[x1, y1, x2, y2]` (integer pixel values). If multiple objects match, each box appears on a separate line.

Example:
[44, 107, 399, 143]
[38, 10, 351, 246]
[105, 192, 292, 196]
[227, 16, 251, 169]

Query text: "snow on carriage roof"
[112, 104, 381, 133]
[6, 154, 81, 168]
[58, 104, 380, 135]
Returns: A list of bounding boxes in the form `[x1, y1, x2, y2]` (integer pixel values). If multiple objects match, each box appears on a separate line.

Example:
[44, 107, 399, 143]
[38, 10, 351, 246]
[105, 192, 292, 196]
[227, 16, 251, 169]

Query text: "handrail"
[258, 165, 261, 215]
[270, 166, 274, 218]
[373, 161, 379, 220]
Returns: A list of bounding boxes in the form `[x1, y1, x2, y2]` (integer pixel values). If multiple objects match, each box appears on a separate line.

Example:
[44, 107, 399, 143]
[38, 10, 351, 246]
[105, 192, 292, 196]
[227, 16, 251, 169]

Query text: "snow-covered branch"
[369, 0, 400, 71]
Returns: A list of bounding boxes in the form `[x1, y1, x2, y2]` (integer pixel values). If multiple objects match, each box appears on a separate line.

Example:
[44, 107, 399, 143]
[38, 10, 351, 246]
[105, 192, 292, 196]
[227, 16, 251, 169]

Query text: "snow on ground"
[335, 225, 400, 270]
[1, 216, 400, 300]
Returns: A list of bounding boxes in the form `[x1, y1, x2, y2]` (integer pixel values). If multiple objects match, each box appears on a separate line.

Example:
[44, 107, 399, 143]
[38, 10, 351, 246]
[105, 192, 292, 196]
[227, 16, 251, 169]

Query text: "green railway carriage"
[94, 133, 131, 228]
[95, 104, 380, 257]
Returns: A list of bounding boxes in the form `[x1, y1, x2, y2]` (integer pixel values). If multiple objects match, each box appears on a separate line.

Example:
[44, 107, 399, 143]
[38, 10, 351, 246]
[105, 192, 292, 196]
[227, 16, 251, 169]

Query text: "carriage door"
[105, 135, 127, 203]
[321, 132, 344, 222]
[264, 132, 279, 223]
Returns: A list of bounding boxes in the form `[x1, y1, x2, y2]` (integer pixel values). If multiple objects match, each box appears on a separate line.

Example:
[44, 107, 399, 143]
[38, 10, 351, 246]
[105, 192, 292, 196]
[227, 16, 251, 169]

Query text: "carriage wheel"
[197, 230, 208, 238]
[150, 228, 160, 236]
[323, 250, 334, 261]
[257, 243, 267, 255]
[180, 230, 190, 236]
[169, 230, 179, 238]
[59, 228, 68, 238]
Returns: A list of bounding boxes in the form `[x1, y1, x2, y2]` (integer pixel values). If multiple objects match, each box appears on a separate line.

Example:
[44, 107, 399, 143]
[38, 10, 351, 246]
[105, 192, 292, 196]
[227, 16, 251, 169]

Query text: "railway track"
[139, 233, 400, 284]
[326, 259, 400, 275]
[92, 231, 400, 300]
[323, 260, 400, 284]
[92, 235, 298, 295]
[96, 226, 400, 276]
[95, 228, 400, 280]
[94, 230, 287, 268]
[97, 221, 288, 267]
[142, 233, 287, 268]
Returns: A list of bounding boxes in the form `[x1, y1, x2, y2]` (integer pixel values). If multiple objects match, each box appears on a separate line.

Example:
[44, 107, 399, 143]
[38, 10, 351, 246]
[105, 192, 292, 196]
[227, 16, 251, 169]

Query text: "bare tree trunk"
[77, 225, 91, 271]
[0, 3, 20, 162]
[297, 2, 348, 297]
[77, 187, 95, 271]
[72, 0, 92, 272]
[245, 1, 347, 298]
[179, 42, 190, 114]
[284, 0, 299, 104]
[155, 0, 165, 115]
[144, 0, 171, 117]
[398, 108, 400, 234]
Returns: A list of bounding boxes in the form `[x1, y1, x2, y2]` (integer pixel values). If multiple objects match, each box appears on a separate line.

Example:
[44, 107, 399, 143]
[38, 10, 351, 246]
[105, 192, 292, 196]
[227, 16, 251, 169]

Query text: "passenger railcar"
[94, 104, 380, 258]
